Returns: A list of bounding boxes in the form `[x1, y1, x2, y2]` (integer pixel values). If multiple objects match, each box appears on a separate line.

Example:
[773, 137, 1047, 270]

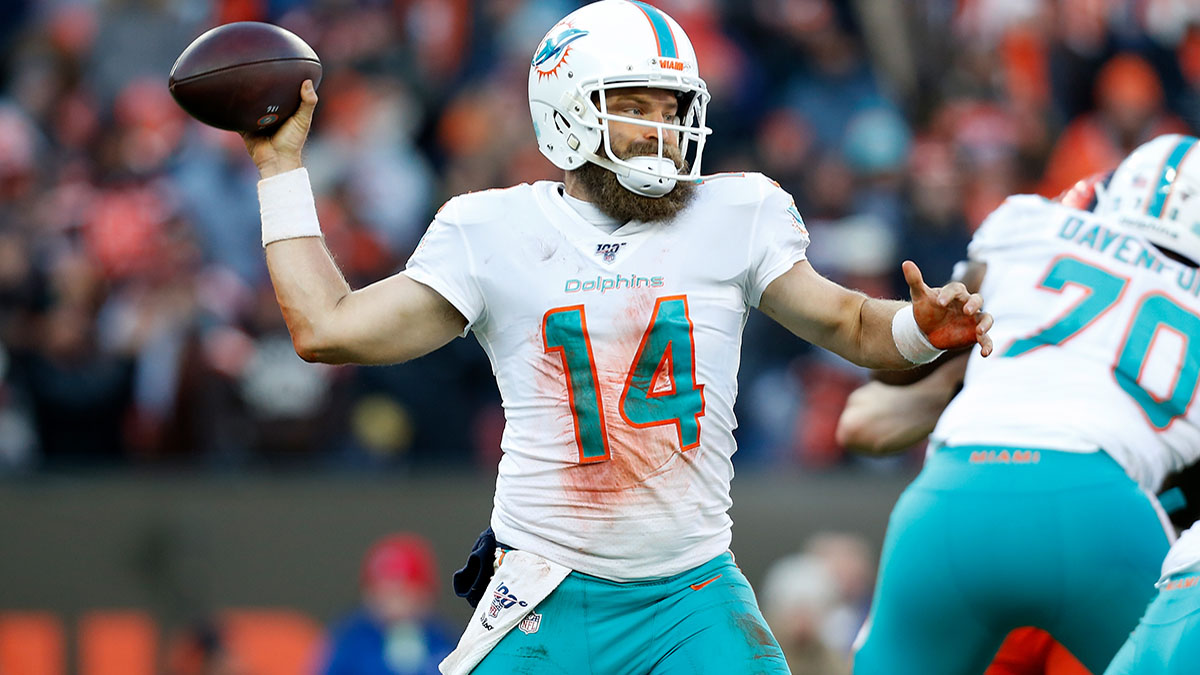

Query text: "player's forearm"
[843, 297, 919, 370]
[760, 273, 920, 369]
[837, 352, 968, 454]
[265, 237, 355, 362]
[254, 166, 357, 363]
[837, 380, 940, 454]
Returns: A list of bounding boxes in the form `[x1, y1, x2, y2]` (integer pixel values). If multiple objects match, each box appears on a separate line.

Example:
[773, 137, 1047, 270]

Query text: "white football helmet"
[528, 0, 712, 197]
[1096, 134, 1200, 264]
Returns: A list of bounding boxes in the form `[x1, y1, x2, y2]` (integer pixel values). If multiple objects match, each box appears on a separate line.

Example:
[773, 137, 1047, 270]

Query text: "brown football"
[168, 21, 321, 135]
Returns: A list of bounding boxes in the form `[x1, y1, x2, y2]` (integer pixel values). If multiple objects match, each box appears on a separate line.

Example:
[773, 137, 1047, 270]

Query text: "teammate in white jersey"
[840, 136, 1200, 675]
[240, 2, 990, 672]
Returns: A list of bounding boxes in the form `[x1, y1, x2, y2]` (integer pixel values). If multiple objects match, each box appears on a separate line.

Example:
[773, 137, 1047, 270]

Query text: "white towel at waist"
[439, 549, 571, 675]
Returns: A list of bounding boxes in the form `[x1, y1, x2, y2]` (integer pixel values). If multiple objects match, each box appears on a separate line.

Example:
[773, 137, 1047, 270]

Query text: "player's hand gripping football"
[904, 260, 994, 356]
[242, 79, 317, 179]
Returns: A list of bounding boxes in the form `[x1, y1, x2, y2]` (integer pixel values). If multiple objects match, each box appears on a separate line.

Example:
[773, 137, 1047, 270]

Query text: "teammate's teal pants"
[853, 446, 1170, 675]
[1104, 572, 1200, 675]
[471, 551, 789, 674]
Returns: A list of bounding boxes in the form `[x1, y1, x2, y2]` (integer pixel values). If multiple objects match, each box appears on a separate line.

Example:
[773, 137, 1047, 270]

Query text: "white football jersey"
[933, 195, 1200, 492]
[403, 173, 809, 580]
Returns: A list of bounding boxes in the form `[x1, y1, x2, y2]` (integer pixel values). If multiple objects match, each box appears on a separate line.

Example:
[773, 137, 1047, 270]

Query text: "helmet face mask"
[528, 0, 712, 198]
[1095, 134, 1200, 265]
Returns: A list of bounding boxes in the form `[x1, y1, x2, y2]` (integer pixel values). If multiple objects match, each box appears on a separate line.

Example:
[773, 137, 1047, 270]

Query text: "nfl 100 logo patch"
[519, 611, 542, 634]
[489, 583, 529, 618]
[595, 242, 625, 263]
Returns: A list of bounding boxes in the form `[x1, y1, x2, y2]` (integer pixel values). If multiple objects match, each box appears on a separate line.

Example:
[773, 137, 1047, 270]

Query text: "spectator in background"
[8, 250, 138, 467]
[802, 532, 874, 653]
[167, 619, 246, 675]
[760, 550, 851, 675]
[318, 534, 455, 675]
[898, 140, 972, 289]
[1040, 52, 1191, 197]
[207, 282, 348, 466]
[1181, 24, 1200, 126]
[759, 531, 875, 673]
[779, 0, 897, 157]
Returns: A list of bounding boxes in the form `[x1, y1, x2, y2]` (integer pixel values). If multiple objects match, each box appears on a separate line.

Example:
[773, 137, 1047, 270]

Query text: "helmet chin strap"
[616, 156, 677, 198]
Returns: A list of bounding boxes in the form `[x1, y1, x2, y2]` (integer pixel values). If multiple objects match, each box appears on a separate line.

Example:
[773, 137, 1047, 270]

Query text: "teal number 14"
[542, 296, 706, 463]
[1004, 256, 1200, 429]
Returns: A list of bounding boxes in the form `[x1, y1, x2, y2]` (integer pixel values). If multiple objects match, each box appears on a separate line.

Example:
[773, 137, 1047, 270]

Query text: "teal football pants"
[1104, 572, 1200, 675]
[471, 551, 789, 674]
[853, 446, 1170, 675]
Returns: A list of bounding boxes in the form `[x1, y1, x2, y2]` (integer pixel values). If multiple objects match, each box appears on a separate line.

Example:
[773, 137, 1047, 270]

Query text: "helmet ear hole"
[555, 110, 597, 155]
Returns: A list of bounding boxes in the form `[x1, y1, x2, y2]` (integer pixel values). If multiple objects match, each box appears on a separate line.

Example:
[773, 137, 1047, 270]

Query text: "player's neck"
[562, 170, 595, 204]
[558, 184, 622, 233]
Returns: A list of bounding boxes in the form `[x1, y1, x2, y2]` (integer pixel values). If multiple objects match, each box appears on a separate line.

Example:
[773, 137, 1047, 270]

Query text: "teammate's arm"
[243, 80, 467, 365]
[758, 259, 992, 370]
[835, 352, 970, 455]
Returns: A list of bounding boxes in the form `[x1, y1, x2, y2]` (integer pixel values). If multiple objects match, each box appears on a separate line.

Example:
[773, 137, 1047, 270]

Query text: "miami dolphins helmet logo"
[532, 26, 588, 80]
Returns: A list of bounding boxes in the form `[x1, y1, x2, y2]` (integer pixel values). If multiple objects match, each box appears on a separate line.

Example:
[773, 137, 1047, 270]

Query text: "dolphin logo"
[533, 28, 589, 68]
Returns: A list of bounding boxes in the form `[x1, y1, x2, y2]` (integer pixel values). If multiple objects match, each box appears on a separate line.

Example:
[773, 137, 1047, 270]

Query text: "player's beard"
[571, 140, 696, 223]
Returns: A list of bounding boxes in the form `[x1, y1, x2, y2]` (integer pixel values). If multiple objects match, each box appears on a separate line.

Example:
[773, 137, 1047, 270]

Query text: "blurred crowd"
[162, 530, 874, 675]
[0, 0, 1196, 473]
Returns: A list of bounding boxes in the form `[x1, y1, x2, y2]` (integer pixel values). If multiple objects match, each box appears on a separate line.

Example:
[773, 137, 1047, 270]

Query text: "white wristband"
[892, 304, 945, 364]
[258, 167, 323, 247]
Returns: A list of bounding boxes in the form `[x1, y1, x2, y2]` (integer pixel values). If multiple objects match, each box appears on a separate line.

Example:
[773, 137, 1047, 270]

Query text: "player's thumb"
[291, 79, 318, 128]
[902, 260, 928, 298]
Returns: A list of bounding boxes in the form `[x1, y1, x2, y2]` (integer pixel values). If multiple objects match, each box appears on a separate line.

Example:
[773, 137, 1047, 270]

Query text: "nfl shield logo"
[518, 611, 542, 635]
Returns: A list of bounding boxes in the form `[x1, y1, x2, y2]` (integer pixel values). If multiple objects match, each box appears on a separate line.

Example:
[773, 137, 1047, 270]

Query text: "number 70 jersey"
[402, 174, 809, 581]
[933, 195, 1200, 491]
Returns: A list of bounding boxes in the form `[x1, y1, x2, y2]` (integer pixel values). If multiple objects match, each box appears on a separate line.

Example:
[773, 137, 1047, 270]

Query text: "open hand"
[242, 79, 318, 179]
[904, 260, 994, 356]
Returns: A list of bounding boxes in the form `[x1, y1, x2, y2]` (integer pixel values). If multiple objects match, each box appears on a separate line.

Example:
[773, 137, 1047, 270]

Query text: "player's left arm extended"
[757, 260, 993, 370]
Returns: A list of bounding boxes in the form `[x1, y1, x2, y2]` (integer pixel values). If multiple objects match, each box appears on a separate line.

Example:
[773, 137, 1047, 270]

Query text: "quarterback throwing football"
[241, 2, 991, 673]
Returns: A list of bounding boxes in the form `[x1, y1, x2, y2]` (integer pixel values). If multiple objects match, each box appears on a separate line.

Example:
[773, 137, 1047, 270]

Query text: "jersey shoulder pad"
[436, 183, 536, 226]
[696, 171, 790, 207]
[971, 194, 1065, 255]
[992, 193, 1058, 218]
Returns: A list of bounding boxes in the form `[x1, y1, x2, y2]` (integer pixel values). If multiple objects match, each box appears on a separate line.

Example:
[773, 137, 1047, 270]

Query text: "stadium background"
[0, 0, 1197, 672]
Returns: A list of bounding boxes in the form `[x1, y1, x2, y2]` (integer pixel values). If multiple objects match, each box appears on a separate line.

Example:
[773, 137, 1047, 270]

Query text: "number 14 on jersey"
[543, 295, 706, 463]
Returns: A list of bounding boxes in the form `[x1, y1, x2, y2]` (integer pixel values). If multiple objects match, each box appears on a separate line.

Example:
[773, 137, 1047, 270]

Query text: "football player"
[841, 136, 1200, 674]
[241, 2, 991, 672]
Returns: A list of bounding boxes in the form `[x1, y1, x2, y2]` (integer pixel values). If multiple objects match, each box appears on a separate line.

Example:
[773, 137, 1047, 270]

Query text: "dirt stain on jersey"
[560, 392, 681, 500]
[532, 288, 699, 511]
[575, 304, 696, 508]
